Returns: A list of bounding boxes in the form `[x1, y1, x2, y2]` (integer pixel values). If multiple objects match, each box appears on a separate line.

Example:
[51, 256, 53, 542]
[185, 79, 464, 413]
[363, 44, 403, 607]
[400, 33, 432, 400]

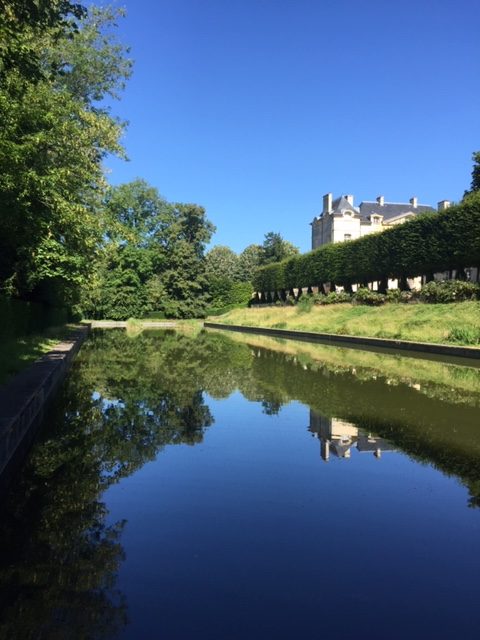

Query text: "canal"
[1, 328, 479, 639]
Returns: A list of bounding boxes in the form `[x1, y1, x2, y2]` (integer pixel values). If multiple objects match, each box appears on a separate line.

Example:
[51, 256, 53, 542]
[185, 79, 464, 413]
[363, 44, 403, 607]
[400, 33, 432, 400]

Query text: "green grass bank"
[0, 325, 76, 386]
[208, 301, 480, 346]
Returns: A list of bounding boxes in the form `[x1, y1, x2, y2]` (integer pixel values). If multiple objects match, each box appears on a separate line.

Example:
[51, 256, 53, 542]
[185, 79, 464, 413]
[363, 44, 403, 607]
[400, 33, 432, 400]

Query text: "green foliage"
[465, 151, 480, 196]
[208, 278, 253, 310]
[418, 280, 480, 303]
[0, 296, 68, 340]
[316, 291, 352, 305]
[205, 246, 240, 281]
[237, 244, 263, 281]
[297, 295, 315, 313]
[0, 5, 131, 309]
[252, 201, 480, 294]
[353, 287, 386, 306]
[386, 289, 412, 303]
[82, 183, 216, 320]
[260, 232, 299, 266]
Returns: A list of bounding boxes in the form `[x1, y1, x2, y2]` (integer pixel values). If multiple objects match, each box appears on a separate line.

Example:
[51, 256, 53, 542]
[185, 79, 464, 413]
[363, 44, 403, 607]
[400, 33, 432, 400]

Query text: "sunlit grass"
[209, 301, 480, 346]
[0, 324, 77, 386]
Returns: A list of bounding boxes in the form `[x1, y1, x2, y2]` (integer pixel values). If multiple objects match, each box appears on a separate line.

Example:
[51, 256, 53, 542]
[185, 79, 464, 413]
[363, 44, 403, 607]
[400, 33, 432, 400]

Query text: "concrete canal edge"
[90, 320, 177, 328]
[0, 324, 91, 487]
[204, 322, 480, 364]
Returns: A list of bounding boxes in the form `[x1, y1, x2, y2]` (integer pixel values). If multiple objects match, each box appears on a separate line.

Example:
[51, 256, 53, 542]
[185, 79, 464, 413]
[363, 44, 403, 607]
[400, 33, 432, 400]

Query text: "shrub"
[386, 289, 412, 303]
[297, 295, 315, 313]
[419, 280, 480, 303]
[354, 287, 386, 306]
[319, 291, 351, 305]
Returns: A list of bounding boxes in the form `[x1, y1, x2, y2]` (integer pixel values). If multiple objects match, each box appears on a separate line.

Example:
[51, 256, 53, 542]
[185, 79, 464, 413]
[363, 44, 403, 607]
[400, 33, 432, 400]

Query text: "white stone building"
[311, 193, 450, 250]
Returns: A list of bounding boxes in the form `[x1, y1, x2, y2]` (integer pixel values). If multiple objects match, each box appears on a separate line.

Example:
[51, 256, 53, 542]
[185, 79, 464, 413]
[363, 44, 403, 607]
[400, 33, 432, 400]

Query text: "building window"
[344, 234, 352, 241]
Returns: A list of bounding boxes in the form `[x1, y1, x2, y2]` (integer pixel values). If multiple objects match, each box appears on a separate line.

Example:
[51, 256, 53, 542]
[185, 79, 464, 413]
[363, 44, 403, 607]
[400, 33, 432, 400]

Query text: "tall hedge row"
[253, 197, 480, 292]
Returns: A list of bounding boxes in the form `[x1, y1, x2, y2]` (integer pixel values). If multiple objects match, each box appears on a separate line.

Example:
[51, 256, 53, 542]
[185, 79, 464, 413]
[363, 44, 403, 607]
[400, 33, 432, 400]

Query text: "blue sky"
[102, 0, 480, 253]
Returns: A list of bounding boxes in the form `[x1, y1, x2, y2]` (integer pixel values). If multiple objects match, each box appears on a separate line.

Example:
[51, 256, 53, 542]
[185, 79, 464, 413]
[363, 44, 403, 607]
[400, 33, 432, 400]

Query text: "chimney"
[437, 200, 451, 211]
[376, 195, 385, 206]
[323, 193, 333, 214]
[409, 196, 418, 208]
[345, 194, 354, 206]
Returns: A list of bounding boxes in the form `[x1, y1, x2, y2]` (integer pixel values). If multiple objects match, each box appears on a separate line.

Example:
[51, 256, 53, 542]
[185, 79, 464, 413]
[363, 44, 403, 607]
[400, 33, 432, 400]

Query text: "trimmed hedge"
[253, 197, 480, 292]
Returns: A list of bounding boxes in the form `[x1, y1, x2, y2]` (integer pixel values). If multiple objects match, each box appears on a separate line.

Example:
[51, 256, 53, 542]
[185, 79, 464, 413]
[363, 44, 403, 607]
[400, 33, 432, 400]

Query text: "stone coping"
[0, 325, 90, 483]
[89, 320, 176, 328]
[204, 322, 480, 365]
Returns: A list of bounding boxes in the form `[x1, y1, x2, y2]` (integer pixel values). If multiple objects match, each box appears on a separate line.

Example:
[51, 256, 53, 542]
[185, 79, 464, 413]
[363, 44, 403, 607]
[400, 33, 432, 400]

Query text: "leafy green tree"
[260, 232, 299, 266]
[0, 0, 86, 81]
[83, 183, 216, 319]
[465, 151, 480, 196]
[152, 203, 215, 318]
[0, 5, 131, 309]
[238, 244, 263, 282]
[205, 246, 240, 281]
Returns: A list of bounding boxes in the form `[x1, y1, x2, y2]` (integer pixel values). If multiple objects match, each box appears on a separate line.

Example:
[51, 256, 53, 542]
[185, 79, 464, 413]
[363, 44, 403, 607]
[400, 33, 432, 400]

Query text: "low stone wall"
[0, 325, 90, 485]
[204, 322, 480, 364]
[90, 320, 176, 328]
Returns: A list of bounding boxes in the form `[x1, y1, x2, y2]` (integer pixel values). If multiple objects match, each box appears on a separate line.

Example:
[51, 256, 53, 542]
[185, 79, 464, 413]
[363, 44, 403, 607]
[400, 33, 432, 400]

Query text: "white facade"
[311, 193, 440, 250]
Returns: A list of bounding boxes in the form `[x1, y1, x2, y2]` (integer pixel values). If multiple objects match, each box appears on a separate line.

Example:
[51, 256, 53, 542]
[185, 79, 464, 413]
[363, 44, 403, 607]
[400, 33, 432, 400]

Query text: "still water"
[1, 328, 480, 639]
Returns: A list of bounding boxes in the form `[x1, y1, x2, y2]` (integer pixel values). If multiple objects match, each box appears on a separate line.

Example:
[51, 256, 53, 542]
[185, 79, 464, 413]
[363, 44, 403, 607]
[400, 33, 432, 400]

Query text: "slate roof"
[331, 195, 359, 214]
[359, 201, 435, 222]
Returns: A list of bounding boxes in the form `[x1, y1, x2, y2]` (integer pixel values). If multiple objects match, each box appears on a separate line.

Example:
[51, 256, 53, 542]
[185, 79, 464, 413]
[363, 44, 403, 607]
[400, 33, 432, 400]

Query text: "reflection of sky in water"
[105, 392, 480, 640]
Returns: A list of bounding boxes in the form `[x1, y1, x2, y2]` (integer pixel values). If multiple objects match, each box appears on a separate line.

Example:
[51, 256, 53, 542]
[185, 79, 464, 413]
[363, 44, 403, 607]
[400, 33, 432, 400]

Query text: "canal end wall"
[204, 322, 480, 365]
[0, 325, 90, 487]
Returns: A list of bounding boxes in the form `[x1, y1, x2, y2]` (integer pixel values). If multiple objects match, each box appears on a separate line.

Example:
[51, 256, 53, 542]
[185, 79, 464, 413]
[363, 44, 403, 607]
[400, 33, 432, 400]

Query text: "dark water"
[1, 328, 480, 640]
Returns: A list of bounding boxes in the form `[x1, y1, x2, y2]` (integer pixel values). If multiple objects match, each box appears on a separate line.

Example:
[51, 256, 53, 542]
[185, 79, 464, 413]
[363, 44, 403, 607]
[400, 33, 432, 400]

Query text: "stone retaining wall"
[0, 325, 90, 485]
[204, 322, 480, 364]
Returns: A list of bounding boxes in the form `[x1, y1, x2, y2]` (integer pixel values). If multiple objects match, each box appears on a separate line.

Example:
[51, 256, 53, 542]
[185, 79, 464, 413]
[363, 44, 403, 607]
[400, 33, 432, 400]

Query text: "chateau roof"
[359, 201, 435, 221]
[331, 195, 359, 214]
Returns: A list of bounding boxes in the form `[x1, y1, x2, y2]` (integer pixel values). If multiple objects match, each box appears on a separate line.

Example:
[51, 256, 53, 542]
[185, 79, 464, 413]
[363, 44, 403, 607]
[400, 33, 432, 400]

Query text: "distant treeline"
[252, 195, 480, 294]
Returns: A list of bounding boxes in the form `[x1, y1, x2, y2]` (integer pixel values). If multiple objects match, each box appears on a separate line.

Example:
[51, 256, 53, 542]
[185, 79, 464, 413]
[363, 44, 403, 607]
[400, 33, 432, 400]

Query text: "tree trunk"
[377, 277, 388, 294]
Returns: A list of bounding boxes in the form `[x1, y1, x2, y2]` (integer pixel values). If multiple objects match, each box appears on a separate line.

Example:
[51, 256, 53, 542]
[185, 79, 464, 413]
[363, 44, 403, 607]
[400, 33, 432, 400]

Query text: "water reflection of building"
[309, 410, 395, 461]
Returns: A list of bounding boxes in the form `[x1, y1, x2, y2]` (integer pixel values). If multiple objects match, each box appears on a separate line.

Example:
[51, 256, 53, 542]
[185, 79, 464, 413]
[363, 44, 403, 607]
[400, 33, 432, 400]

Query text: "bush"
[318, 291, 352, 305]
[419, 280, 480, 303]
[297, 295, 315, 313]
[354, 287, 386, 306]
[386, 288, 413, 303]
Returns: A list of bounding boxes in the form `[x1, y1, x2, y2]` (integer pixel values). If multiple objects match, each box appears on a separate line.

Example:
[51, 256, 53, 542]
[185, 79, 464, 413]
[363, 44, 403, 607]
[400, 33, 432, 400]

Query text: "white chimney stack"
[437, 200, 451, 211]
[345, 194, 354, 206]
[409, 196, 418, 208]
[376, 195, 385, 206]
[323, 193, 333, 214]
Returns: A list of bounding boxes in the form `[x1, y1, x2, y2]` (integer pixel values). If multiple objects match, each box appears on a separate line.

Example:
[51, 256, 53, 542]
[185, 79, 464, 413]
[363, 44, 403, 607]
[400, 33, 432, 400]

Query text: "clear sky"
[101, 0, 480, 253]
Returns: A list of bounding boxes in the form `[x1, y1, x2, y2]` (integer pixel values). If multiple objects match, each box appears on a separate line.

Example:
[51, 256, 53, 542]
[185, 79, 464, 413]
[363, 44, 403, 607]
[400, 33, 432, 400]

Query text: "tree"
[205, 246, 240, 281]
[466, 151, 480, 196]
[260, 232, 299, 266]
[0, 0, 86, 81]
[0, 5, 132, 309]
[83, 183, 216, 319]
[151, 203, 215, 318]
[237, 244, 263, 282]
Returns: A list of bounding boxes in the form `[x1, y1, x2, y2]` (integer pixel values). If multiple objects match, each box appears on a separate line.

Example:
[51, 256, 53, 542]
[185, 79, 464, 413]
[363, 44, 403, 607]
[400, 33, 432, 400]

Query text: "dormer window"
[371, 215, 381, 224]
[344, 210, 354, 217]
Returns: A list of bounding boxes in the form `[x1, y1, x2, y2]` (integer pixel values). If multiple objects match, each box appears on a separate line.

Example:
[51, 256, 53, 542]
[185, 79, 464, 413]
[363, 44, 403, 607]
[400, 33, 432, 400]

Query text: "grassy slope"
[0, 325, 75, 386]
[209, 301, 480, 346]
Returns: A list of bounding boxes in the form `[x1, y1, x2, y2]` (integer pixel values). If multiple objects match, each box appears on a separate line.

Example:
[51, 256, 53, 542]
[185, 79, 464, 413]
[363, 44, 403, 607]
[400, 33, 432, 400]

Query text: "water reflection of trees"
[0, 330, 216, 639]
[1, 328, 480, 637]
